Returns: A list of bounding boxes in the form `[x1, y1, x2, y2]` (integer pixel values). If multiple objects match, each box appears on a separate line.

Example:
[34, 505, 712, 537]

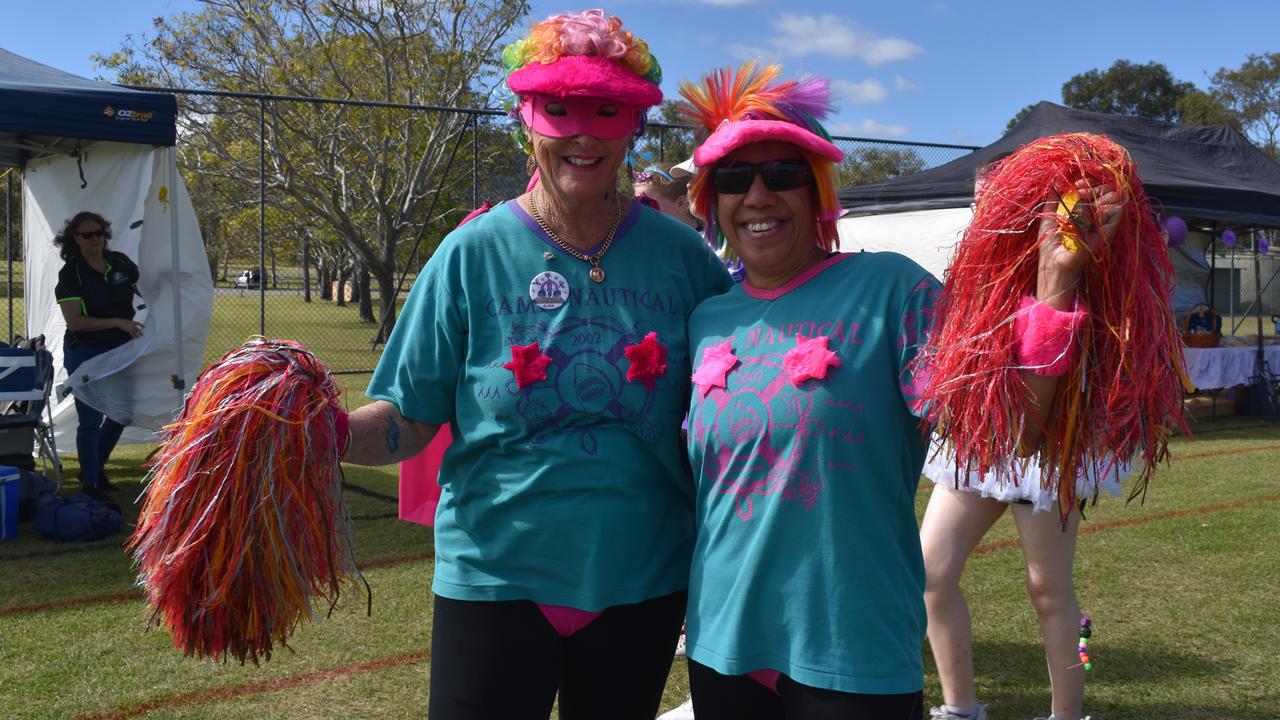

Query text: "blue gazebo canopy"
[0, 47, 176, 167]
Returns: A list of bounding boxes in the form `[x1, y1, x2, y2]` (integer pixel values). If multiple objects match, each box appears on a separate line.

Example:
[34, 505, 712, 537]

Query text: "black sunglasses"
[711, 160, 813, 194]
[76, 230, 105, 240]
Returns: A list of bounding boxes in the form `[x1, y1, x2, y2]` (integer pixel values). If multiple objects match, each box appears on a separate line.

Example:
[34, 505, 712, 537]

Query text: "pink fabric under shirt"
[397, 425, 451, 526]
[748, 669, 783, 695]
[537, 604, 604, 637]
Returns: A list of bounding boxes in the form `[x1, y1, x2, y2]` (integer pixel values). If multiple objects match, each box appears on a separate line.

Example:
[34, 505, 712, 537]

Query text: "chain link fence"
[3, 91, 986, 374]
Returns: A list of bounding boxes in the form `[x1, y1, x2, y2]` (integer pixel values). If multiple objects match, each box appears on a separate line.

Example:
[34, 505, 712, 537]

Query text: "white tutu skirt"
[922, 437, 1130, 513]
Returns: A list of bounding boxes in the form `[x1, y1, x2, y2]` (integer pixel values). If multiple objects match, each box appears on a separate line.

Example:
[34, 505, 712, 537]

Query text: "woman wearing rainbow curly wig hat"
[357, 8, 731, 719]
[676, 62, 1123, 719]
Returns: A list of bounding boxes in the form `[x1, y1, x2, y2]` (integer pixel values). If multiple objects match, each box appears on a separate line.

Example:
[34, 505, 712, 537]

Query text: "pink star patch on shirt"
[783, 334, 841, 387]
[624, 331, 668, 389]
[692, 339, 739, 398]
[503, 341, 553, 389]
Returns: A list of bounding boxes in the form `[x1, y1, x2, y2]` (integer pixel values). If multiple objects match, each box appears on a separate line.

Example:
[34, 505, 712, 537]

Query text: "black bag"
[34, 493, 123, 542]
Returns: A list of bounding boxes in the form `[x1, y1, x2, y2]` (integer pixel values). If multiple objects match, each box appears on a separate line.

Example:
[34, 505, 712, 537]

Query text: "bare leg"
[920, 485, 1009, 707]
[1010, 504, 1084, 720]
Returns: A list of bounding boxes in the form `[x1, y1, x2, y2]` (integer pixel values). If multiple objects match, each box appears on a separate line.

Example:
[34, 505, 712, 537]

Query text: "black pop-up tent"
[838, 101, 1280, 227]
[0, 46, 212, 445]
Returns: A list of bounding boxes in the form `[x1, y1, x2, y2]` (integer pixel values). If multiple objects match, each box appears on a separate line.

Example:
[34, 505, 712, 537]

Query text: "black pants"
[688, 659, 924, 720]
[428, 591, 685, 720]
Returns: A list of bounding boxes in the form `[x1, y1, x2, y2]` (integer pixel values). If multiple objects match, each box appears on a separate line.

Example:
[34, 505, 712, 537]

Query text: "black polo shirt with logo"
[55, 251, 140, 349]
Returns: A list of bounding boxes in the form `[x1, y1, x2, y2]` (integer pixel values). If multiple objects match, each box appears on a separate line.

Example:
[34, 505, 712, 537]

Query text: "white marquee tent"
[1, 47, 213, 447]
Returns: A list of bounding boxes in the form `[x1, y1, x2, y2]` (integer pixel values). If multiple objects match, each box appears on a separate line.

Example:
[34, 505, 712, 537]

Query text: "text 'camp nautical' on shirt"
[685, 251, 940, 695]
[368, 200, 732, 611]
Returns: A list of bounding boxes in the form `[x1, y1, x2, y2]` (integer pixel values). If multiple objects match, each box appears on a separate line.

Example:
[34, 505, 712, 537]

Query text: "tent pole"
[169, 147, 186, 391]
[1208, 223, 1217, 319]
[1229, 225, 1235, 330]
[6, 171, 12, 343]
[1255, 230, 1264, 339]
[1252, 231, 1276, 420]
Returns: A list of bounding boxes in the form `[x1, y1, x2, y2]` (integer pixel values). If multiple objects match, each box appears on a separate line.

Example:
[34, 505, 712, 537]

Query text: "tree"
[1175, 90, 1243, 129]
[97, 0, 530, 340]
[1005, 103, 1036, 131]
[1208, 52, 1280, 159]
[837, 147, 925, 187]
[641, 100, 697, 166]
[1061, 60, 1196, 121]
[1005, 59, 1238, 130]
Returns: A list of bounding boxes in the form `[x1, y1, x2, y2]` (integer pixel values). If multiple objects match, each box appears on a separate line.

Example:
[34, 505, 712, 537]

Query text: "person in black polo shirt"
[53, 211, 143, 499]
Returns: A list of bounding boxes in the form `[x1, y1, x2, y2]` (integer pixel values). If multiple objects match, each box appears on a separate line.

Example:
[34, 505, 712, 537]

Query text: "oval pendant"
[589, 266, 605, 283]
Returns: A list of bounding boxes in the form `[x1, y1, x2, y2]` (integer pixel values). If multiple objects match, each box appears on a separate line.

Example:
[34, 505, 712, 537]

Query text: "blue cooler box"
[0, 348, 40, 401]
[0, 464, 19, 541]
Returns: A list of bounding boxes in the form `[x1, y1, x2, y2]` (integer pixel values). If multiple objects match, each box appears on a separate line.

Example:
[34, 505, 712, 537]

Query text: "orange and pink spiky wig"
[679, 63, 845, 255]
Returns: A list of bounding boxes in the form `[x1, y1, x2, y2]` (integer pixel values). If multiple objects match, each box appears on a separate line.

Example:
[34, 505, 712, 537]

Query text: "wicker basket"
[1182, 304, 1222, 348]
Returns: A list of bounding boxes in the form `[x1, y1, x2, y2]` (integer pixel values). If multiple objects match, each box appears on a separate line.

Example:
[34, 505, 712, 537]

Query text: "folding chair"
[0, 336, 63, 485]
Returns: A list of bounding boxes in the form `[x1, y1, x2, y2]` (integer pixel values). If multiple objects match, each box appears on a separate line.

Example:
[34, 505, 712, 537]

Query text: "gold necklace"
[528, 188, 621, 283]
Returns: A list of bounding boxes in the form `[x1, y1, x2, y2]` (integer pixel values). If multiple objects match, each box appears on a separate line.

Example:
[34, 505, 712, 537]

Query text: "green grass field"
[1, 410, 1277, 719]
[1, 296, 1279, 718]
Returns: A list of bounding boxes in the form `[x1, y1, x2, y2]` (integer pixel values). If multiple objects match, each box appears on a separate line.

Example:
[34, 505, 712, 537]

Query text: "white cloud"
[769, 14, 923, 66]
[829, 118, 910, 138]
[725, 42, 782, 64]
[894, 75, 917, 92]
[833, 79, 888, 104]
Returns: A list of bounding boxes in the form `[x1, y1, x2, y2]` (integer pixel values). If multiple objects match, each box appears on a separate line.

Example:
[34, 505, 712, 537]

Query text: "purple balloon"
[1222, 229, 1237, 247]
[1163, 216, 1188, 247]
[1261, 238, 1271, 254]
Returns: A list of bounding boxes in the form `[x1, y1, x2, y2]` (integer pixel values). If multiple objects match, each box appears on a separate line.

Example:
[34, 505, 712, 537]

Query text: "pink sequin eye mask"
[519, 95, 640, 139]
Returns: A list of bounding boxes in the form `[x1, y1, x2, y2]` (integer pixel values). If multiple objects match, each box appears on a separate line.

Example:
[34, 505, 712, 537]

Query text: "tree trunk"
[270, 248, 278, 289]
[357, 263, 374, 323]
[372, 265, 398, 345]
[335, 265, 350, 307]
[302, 236, 311, 303]
[319, 258, 333, 301]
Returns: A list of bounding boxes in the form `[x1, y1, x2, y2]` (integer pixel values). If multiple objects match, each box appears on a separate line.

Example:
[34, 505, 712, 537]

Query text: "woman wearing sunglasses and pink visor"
[352, 9, 730, 720]
[676, 61, 1123, 720]
[676, 62, 934, 720]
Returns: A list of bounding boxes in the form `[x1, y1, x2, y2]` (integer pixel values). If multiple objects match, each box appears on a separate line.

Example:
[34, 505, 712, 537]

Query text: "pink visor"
[694, 118, 844, 168]
[519, 95, 641, 139]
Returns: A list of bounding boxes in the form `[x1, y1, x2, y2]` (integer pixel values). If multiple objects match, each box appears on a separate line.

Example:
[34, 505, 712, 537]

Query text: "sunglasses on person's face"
[711, 160, 813, 194]
[76, 230, 105, 240]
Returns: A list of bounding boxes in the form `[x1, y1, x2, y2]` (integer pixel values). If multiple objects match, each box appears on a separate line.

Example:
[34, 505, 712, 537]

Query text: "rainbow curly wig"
[679, 63, 845, 255]
[502, 9, 662, 152]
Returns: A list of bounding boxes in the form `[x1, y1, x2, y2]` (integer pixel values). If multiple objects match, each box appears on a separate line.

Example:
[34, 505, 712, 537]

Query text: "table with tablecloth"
[1182, 344, 1280, 390]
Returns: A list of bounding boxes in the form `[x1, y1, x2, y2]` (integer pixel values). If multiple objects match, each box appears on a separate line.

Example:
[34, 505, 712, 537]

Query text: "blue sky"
[4, 0, 1276, 146]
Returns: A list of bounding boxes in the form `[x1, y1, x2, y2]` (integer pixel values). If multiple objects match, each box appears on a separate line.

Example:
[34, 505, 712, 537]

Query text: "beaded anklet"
[1078, 616, 1093, 671]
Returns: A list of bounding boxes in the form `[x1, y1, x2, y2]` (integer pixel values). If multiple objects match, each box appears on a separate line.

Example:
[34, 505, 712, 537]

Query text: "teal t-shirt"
[685, 251, 940, 694]
[368, 201, 732, 610]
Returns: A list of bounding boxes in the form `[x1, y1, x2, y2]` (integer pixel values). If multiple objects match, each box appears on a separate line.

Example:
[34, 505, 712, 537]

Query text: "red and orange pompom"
[129, 338, 361, 664]
[920, 133, 1191, 519]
